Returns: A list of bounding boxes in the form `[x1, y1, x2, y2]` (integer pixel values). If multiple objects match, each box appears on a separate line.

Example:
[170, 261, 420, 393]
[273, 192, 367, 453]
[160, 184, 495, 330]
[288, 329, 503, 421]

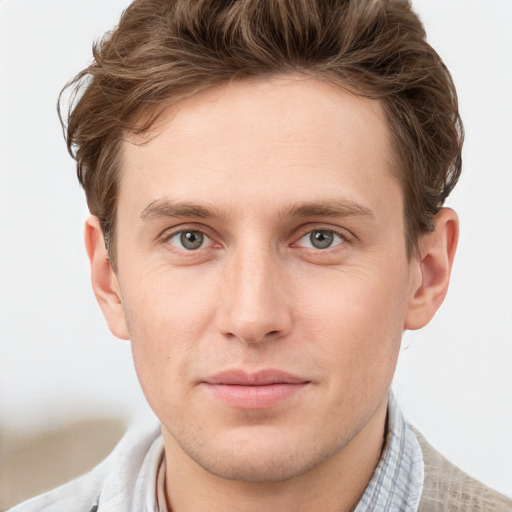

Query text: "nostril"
[234, 329, 282, 344]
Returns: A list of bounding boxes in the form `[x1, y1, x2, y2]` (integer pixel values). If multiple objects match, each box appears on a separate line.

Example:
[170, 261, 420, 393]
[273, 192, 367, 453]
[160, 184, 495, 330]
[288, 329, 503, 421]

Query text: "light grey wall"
[1, 0, 510, 496]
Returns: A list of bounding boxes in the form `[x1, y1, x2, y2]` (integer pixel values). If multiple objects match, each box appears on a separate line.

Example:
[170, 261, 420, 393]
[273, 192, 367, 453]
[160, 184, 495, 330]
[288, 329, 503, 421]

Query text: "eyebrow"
[140, 200, 225, 221]
[140, 198, 375, 222]
[282, 200, 375, 220]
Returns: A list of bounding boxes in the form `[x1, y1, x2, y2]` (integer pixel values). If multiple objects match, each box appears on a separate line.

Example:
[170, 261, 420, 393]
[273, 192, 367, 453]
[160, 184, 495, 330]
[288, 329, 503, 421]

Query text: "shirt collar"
[149, 394, 424, 512]
[353, 393, 424, 512]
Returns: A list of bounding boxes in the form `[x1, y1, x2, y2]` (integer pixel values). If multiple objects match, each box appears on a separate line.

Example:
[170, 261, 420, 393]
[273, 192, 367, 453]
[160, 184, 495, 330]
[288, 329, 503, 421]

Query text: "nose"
[215, 246, 293, 344]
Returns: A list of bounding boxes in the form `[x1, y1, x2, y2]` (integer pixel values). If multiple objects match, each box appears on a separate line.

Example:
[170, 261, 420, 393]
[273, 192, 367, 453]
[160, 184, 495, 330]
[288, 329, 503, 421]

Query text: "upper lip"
[204, 369, 309, 386]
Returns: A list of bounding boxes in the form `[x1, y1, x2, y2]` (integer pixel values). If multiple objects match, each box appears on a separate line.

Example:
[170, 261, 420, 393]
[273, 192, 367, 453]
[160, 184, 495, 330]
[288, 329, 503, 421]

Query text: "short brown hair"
[60, 0, 463, 261]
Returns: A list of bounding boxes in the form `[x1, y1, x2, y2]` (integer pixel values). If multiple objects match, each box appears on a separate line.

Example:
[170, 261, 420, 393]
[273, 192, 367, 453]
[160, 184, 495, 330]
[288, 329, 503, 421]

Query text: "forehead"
[119, 77, 400, 221]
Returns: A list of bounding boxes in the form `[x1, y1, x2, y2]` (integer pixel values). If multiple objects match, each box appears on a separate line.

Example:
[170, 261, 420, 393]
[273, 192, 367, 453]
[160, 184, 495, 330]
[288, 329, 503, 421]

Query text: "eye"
[297, 229, 345, 249]
[168, 230, 211, 250]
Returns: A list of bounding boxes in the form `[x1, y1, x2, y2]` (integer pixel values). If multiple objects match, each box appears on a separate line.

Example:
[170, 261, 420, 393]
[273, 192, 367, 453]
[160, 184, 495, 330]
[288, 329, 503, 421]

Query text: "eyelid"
[168, 231, 211, 250]
[160, 223, 222, 250]
[157, 222, 354, 253]
[291, 224, 354, 246]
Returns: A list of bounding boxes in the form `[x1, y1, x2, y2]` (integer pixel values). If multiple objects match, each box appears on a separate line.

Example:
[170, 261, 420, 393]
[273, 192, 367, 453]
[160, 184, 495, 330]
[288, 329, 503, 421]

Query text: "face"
[111, 77, 421, 482]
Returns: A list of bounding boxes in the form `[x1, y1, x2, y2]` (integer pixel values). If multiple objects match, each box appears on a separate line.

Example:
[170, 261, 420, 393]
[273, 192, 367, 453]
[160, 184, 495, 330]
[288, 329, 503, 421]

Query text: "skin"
[86, 77, 458, 512]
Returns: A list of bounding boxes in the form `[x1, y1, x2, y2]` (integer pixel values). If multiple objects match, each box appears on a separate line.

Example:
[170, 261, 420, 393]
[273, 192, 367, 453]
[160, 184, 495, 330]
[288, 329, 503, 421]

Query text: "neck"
[162, 398, 388, 512]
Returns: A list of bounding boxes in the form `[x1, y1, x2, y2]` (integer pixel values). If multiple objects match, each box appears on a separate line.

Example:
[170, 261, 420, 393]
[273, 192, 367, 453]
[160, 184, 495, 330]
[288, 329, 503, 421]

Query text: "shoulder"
[6, 418, 162, 512]
[5, 467, 104, 512]
[412, 428, 512, 512]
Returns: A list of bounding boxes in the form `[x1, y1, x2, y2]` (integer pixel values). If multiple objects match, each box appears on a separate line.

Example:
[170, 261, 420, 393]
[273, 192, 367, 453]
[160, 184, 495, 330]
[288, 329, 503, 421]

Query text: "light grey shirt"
[354, 393, 424, 511]
[8, 396, 425, 512]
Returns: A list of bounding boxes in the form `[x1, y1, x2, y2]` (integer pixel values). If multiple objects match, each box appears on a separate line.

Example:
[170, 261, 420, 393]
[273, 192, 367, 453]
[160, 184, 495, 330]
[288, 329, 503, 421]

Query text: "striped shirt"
[353, 394, 424, 511]
[150, 394, 425, 511]
[8, 395, 425, 512]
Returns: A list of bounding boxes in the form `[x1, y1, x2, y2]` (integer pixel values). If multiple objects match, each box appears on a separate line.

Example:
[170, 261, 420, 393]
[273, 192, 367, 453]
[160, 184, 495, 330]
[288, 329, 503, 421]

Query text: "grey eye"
[296, 229, 345, 250]
[169, 230, 207, 250]
[181, 231, 204, 250]
[309, 230, 335, 249]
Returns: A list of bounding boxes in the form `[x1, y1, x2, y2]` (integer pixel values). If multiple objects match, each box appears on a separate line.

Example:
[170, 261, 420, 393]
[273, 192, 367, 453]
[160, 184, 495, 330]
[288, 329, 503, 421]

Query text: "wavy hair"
[59, 0, 463, 262]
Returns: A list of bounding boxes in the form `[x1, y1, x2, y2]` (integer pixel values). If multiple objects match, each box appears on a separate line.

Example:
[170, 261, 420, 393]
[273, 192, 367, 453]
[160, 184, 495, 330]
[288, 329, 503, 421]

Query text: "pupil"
[181, 231, 204, 250]
[311, 230, 333, 249]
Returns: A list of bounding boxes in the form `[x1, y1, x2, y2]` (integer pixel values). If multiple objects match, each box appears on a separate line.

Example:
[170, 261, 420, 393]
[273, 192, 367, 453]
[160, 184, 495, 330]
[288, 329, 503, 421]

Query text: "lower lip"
[204, 383, 308, 409]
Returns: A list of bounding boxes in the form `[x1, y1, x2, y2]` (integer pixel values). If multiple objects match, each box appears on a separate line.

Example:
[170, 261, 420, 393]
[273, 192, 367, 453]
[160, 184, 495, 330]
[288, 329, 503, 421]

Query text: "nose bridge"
[218, 240, 291, 343]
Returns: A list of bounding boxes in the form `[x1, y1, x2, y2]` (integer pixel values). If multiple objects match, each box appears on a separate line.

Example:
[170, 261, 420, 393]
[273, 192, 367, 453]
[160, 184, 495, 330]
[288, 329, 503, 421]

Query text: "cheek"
[123, 264, 215, 336]
[120, 270, 218, 393]
[297, 264, 409, 381]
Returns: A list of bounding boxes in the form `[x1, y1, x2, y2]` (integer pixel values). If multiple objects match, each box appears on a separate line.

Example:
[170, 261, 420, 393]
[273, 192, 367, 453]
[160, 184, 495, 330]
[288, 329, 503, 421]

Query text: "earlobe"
[84, 216, 129, 340]
[404, 208, 459, 330]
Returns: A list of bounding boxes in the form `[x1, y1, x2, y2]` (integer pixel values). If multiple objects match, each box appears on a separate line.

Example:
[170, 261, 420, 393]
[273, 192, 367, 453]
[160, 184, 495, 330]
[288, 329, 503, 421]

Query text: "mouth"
[202, 369, 310, 409]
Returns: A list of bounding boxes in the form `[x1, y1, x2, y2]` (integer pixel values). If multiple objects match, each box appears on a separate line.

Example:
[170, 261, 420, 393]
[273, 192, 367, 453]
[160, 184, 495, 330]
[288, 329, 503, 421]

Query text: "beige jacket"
[415, 430, 512, 511]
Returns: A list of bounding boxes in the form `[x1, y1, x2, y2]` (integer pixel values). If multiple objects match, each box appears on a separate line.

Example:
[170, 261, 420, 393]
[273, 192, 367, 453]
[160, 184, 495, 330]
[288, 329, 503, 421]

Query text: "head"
[61, 0, 462, 265]
[64, 0, 462, 487]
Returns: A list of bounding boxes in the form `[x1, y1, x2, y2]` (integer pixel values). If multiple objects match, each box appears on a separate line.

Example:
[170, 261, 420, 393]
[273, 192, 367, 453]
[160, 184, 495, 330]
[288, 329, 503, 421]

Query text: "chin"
[172, 425, 349, 483]
[190, 448, 320, 483]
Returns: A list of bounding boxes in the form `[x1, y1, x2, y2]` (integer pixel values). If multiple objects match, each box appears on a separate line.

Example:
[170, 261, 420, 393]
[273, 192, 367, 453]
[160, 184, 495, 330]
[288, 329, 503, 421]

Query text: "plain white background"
[1, 0, 511, 497]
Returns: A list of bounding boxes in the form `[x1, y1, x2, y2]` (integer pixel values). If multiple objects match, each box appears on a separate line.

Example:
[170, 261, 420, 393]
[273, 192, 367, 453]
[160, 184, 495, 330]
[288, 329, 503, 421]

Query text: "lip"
[202, 370, 310, 409]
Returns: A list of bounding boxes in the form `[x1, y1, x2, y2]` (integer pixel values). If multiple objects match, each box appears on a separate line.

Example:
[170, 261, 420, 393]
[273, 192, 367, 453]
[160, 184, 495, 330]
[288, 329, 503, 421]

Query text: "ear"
[404, 208, 459, 330]
[84, 216, 129, 340]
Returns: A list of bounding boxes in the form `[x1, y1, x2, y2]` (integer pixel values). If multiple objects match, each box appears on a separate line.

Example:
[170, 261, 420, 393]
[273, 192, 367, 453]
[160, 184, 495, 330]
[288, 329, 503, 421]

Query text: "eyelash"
[291, 225, 352, 252]
[161, 225, 353, 254]
[293, 229, 347, 250]
[161, 225, 219, 253]
[167, 230, 215, 251]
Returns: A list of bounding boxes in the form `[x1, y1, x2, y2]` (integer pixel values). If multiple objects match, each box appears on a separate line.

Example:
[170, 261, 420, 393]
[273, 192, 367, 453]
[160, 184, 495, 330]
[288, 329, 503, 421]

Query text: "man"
[8, 0, 511, 510]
